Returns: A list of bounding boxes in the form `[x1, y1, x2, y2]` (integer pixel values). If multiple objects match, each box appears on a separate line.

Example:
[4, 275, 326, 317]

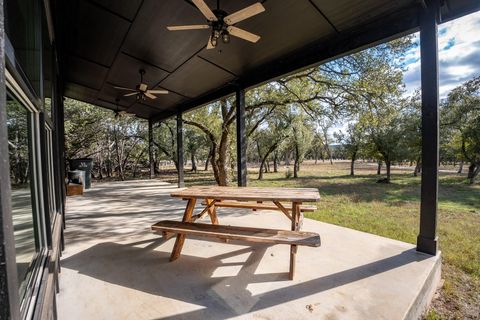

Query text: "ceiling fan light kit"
[167, 0, 265, 49]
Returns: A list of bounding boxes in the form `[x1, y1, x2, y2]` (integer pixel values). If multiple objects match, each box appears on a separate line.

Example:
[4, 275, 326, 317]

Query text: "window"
[6, 88, 47, 317]
[45, 125, 56, 221]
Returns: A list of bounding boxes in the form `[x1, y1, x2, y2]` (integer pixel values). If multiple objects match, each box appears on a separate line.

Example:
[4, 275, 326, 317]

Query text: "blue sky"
[403, 10, 480, 98]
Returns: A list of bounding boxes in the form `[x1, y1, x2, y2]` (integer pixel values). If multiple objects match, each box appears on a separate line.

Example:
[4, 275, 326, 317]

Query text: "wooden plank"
[171, 186, 320, 203]
[152, 221, 321, 247]
[170, 198, 196, 261]
[200, 200, 316, 212]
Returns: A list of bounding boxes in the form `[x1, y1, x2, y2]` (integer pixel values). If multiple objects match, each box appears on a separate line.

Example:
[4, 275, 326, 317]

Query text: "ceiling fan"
[113, 69, 168, 101]
[167, 0, 265, 49]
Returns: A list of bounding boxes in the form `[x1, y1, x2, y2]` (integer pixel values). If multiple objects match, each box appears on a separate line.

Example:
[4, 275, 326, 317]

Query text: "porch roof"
[60, 0, 479, 120]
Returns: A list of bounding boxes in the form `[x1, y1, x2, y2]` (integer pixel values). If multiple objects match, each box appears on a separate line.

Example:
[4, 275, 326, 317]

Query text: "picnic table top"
[170, 186, 321, 203]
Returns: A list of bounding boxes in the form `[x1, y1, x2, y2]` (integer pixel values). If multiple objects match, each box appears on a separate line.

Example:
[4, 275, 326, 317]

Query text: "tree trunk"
[322, 130, 333, 165]
[467, 163, 479, 184]
[386, 160, 391, 183]
[414, 156, 421, 177]
[293, 145, 300, 178]
[377, 161, 382, 175]
[204, 157, 209, 171]
[285, 151, 290, 165]
[98, 153, 104, 180]
[458, 160, 464, 174]
[106, 133, 112, 177]
[191, 152, 197, 173]
[216, 130, 230, 186]
[257, 143, 280, 180]
[470, 165, 480, 184]
[350, 152, 356, 176]
[273, 152, 278, 173]
[132, 148, 146, 178]
[205, 145, 213, 171]
[113, 125, 124, 181]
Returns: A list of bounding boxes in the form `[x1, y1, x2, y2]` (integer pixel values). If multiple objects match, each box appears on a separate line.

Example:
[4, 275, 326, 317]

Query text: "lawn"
[156, 161, 480, 319]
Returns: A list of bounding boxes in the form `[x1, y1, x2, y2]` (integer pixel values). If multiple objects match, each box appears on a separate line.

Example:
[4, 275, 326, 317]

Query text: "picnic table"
[151, 186, 321, 280]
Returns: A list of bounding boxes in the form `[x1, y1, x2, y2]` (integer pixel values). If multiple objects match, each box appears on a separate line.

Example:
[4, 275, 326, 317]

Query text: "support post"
[236, 88, 247, 187]
[176, 112, 185, 188]
[148, 119, 154, 179]
[417, 0, 439, 255]
[0, 0, 21, 316]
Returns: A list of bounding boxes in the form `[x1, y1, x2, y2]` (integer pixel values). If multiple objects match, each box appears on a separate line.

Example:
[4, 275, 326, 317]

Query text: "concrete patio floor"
[58, 180, 440, 320]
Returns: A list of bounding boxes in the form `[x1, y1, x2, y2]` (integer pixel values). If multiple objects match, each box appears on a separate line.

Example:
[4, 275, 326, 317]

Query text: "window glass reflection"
[5, 0, 41, 96]
[7, 94, 38, 298]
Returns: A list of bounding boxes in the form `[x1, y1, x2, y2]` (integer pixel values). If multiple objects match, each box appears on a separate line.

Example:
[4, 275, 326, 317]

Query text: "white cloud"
[403, 10, 480, 98]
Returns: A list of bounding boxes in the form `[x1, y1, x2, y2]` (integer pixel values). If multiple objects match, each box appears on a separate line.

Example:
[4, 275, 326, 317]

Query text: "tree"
[184, 99, 234, 185]
[253, 110, 290, 180]
[184, 126, 209, 173]
[443, 76, 480, 183]
[64, 98, 150, 180]
[402, 92, 422, 176]
[335, 122, 365, 176]
[152, 119, 178, 171]
[286, 111, 313, 178]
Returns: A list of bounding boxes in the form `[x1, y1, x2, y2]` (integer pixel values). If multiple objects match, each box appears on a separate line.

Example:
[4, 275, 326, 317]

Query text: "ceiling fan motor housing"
[210, 9, 230, 45]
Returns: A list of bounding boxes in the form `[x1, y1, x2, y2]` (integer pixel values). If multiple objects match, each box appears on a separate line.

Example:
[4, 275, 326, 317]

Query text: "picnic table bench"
[151, 186, 321, 280]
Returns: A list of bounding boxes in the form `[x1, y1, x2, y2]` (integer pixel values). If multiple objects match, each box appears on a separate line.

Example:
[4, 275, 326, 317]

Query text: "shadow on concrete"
[61, 236, 429, 319]
[64, 181, 251, 246]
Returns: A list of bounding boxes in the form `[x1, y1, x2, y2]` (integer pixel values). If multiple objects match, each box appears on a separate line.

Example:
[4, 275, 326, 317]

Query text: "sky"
[330, 10, 480, 135]
[403, 10, 480, 98]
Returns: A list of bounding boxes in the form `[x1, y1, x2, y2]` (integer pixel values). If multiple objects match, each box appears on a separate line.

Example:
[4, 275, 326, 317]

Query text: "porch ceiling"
[60, 0, 479, 120]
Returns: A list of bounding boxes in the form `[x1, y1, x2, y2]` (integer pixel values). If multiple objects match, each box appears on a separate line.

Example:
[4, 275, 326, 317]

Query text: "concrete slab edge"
[403, 251, 442, 320]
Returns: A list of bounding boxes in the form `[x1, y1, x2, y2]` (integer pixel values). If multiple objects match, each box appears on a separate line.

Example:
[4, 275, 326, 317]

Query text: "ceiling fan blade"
[114, 86, 136, 92]
[147, 89, 169, 94]
[206, 35, 215, 49]
[123, 92, 137, 97]
[224, 3, 265, 25]
[227, 26, 261, 43]
[167, 25, 210, 31]
[145, 92, 157, 100]
[191, 0, 218, 21]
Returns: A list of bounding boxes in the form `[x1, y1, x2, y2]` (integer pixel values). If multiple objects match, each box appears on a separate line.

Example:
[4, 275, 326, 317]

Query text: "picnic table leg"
[206, 198, 219, 224]
[289, 202, 301, 280]
[206, 198, 229, 243]
[170, 198, 197, 261]
[253, 200, 262, 212]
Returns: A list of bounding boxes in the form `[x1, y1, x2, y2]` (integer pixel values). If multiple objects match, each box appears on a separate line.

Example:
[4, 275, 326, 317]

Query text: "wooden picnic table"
[152, 186, 321, 280]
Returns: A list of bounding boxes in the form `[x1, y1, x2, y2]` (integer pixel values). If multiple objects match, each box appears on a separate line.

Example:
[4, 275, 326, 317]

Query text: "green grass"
[159, 161, 480, 318]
